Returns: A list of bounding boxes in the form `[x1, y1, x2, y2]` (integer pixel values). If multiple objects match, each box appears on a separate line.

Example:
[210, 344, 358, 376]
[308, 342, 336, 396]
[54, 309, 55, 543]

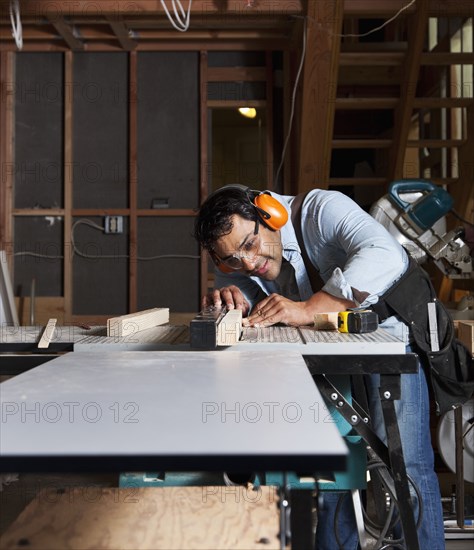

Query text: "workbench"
[0, 324, 420, 549]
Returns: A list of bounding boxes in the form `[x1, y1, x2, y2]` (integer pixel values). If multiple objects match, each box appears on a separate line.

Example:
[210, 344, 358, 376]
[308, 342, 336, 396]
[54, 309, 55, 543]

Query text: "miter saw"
[370, 179, 473, 319]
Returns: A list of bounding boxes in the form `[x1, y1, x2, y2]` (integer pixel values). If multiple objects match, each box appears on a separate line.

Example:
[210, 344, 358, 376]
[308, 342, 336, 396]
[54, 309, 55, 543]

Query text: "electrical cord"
[13, 218, 200, 262]
[332, 0, 417, 39]
[274, 16, 307, 192]
[365, 459, 423, 548]
[160, 0, 192, 32]
[9, 0, 23, 50]
[71, 219, 200, 261]
[332, 456, 424, 549]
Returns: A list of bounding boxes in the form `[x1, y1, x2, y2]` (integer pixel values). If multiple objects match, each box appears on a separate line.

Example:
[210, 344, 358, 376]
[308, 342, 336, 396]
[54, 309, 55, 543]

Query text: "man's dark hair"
[194, 186, 259, 251]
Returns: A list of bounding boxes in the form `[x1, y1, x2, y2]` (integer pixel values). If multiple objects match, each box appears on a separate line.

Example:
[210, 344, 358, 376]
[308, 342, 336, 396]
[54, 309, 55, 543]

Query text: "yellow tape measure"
[338, 310, 379, 333]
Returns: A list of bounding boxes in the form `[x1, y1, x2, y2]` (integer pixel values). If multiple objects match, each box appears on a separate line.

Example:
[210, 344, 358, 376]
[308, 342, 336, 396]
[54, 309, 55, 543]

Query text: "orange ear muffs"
[253, 192, 288, 230]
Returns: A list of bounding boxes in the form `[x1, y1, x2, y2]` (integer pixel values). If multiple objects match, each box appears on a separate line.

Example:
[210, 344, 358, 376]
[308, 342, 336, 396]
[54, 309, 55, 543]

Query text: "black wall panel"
[72, 217, 128, 315]
[137, 217, 200, 313]
[14, 53, 64, 209]
[73, 53, 128, 209]
[137, 52, 199, 210]
[14, 217, 63, 296]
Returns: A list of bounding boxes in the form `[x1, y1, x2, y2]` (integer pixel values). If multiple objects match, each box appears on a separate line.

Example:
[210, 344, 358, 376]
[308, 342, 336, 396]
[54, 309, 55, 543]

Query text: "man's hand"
[202, 286, 250, 315]
[243, 291, 356, 327]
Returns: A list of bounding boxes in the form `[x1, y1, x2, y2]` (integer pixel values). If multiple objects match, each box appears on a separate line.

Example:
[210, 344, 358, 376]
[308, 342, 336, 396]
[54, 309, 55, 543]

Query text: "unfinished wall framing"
[1, 47, 278, 323]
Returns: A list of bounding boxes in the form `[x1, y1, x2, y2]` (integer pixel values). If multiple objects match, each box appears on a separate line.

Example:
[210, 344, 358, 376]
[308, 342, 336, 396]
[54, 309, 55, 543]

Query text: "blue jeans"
[316, 363, 445, 549]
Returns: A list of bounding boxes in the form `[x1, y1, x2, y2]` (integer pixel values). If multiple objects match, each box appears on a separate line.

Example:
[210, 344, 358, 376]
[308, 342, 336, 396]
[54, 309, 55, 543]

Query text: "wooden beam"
[106, 16, 137, 50]
[12, 1, 305, 17]
[207, 100, 266, 108]
[11, 0, 470, 18]
[450, 105, 474, 222]
[63, 52, 73, 322]
[0, 52, 14, 255]
[265, 51, 274, 189]
[335, 97, 400, 110]
[298, 0, 344, 191]
[129, 50, 138, 313]
[389, 1, 429, 180]
[332, 139, 393, 149]
[435, 112, 474, 307]
[413, 98, 474, 109]
[199, 50, 208, 302]
[421, 52, 474, 66]
[0, 39, 291, 53]
[406, 139, 466, 148]
[48, 16, 84, 50]
[339, 52, 404, 66]
[207, 67, 267, 82]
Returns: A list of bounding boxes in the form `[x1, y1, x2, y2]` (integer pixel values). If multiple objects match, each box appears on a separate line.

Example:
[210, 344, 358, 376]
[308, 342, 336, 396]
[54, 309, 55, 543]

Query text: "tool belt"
[371, 257, 474, 415]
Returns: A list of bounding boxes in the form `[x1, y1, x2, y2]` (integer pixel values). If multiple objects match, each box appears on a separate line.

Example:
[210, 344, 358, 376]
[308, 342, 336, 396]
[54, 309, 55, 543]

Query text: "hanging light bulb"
[238, 107, 257, 119]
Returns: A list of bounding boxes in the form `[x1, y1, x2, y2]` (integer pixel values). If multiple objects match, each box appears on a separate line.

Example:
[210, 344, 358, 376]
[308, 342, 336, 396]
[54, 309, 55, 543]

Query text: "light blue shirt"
[215, 189, 410, 342]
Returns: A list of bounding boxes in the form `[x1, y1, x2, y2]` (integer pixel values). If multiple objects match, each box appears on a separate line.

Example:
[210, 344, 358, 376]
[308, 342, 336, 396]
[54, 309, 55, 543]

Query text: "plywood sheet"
[0, 486, 280, 549]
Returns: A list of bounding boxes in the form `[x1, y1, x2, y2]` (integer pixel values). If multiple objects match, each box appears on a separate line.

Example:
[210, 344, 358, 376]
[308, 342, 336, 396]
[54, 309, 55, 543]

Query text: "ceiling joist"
[105, 16, 137, 50]
[48, 16, 84, 51]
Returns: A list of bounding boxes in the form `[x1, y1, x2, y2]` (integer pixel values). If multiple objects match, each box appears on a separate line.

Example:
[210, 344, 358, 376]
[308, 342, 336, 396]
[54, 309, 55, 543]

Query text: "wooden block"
[458, 320, 474, 355]
[217, 309, 243, 346]
[37, 318, 57, 349]
[314, 312, 339, 331]
[0, 486, 280, 549]
[107, 308, 169, 338]
[190, 306, 227, 349]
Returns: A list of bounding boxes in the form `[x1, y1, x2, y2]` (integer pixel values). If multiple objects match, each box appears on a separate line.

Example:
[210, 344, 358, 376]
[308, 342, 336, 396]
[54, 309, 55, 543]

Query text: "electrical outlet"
[104, 216, 124, 234]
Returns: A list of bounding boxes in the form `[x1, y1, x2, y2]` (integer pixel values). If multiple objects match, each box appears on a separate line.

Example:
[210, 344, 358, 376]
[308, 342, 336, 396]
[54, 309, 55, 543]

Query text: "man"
[194, 184, 445, 550]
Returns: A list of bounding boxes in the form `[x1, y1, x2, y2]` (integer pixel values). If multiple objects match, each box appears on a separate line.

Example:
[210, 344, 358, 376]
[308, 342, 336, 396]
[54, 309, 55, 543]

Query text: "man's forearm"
[307, 290, 356, 314]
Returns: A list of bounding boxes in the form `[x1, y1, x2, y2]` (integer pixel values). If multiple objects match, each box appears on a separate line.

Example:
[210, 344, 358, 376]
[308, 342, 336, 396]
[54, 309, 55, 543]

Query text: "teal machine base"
[119, 437, 366, 492]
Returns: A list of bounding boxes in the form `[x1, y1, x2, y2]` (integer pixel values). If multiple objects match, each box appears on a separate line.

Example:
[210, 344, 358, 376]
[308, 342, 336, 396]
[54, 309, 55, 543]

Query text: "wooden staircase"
[297, 1, 474, 215]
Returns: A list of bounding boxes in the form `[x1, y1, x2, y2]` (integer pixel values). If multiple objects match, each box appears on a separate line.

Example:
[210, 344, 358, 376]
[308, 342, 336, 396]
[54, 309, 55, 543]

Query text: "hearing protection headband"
[207, 185, 288, 272]
[208, 184, 288, 231]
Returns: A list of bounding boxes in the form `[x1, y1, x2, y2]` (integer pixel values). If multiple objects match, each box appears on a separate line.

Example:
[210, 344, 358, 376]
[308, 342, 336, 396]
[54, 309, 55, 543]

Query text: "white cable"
[160, 0, 192, 33]
[9, 0, 23, 50]
[274, 17, 307, 191]
[71, 219, 200, 261]
[332, 0, 417, 39]
[14, 219, 200, 261]
[14, 251, 64, 259]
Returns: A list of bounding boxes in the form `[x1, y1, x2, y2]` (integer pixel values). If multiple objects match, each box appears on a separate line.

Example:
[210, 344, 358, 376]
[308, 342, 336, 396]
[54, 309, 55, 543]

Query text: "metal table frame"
[305, 353, 420, 550]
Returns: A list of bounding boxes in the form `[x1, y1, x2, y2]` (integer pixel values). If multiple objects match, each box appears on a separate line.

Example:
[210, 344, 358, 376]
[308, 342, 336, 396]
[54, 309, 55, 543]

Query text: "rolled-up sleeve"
[303, 191, 408, 305]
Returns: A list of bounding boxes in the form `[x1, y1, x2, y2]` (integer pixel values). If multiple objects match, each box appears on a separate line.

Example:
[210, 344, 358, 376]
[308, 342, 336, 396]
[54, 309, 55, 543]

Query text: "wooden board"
[107, 307, 169, 337]
[0, 486, 280, 549]
[37, 318, 57, 349]
[217, 308, 243, 346]
[314, 312, 339, 331]
[0, 250, 19, 326]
